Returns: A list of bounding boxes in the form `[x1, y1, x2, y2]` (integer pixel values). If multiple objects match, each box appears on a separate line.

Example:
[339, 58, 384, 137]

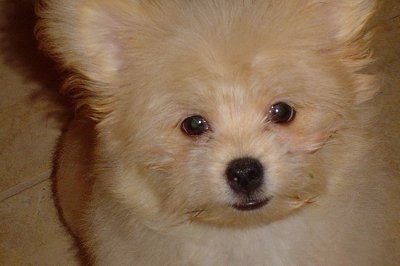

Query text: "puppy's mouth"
[232, 197, 271, 211]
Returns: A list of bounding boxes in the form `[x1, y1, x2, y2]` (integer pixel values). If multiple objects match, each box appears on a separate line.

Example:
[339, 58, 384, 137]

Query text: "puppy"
[36, 0, 400, 265]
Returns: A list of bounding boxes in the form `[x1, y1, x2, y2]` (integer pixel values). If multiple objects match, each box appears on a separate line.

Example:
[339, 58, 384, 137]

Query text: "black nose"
[226, 157, 264, 195]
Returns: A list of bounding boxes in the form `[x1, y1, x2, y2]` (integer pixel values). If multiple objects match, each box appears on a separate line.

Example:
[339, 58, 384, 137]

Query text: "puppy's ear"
[36, 0, 144, 118]
[36, 0, 140, 81]
[316, 0, 378, 104]
[323, 1, 376, 44]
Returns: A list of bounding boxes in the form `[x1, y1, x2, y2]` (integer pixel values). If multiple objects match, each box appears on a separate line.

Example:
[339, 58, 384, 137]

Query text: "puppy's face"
[38, 0, 377, 226]
[109, 48, 350, 226]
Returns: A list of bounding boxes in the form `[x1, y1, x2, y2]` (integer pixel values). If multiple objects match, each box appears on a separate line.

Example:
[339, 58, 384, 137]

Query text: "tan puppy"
[36, 0, 400, 265]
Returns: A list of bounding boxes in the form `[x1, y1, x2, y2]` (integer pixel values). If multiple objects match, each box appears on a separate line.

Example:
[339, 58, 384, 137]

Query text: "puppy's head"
[38, 0, 378, 227]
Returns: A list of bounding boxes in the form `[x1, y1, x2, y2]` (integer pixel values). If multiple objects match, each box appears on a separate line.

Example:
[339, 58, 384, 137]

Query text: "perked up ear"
[36, 0, 140, 83]
[314, 0, 379, 104]
[36, 0, 147, 119]
[325, 1, 376, 44]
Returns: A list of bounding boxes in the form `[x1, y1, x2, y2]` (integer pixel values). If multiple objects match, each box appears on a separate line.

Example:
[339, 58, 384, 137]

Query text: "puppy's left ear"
[326, 1, 376, 44]
[316, 0, 379, 104]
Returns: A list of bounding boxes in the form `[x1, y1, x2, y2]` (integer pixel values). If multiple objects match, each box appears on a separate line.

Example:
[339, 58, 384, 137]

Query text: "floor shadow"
[0, 0, 71, 125]
[0, 0, 82, 262]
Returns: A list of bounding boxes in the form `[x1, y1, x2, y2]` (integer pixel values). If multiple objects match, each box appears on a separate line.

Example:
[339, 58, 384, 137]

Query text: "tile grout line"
[0, 172, 51, 202]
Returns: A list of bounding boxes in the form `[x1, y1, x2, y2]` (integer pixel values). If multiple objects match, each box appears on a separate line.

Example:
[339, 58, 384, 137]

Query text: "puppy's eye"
[181, 115, 210, 136]
[268, 102, 295, 124]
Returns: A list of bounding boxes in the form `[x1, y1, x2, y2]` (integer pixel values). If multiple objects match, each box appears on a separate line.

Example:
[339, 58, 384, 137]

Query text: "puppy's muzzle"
[226, 157, 264, 195]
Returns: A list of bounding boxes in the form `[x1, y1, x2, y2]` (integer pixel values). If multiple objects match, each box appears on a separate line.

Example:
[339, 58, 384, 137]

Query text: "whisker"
[288, 194, 320, 208]
[185, 209, 206, 220]
[159, 208, 207, 228]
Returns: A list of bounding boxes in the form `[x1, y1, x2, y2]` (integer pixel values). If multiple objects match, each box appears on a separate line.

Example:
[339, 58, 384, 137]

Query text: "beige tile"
[0, 96, 62, 193]
[373, 1, 400, 145]
[0, 180, 79, 266]
[0, 0, 69, 193]
[0, 0, 77, 264]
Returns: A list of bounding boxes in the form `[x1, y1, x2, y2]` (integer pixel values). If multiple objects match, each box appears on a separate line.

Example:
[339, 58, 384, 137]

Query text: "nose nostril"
[226, 157, 264, 194]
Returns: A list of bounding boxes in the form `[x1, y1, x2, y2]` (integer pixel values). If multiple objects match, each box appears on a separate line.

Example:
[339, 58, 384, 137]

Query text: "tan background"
[0, 0, 399, 265]
[0, 0, 77, 264]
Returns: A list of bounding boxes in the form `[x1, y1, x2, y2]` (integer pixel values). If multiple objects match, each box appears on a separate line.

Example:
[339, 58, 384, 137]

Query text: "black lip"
[232, 197, 270, 211]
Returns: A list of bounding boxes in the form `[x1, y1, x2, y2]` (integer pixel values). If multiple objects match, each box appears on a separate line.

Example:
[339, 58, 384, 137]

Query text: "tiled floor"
[0, 0, 399, 265]
[0, 180, 77, 265]
[0, 0, 78, 264]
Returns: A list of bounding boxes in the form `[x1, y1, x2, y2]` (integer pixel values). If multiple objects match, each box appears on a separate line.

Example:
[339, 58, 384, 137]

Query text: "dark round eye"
[268, 102, 295, 124]
[181, 115, 210, 136]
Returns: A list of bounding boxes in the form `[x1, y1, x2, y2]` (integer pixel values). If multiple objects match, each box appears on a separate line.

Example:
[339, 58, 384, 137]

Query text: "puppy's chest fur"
[89, 195, 387, 266]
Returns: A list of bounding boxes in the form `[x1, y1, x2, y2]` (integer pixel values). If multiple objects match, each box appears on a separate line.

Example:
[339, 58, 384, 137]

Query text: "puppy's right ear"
[36, 0, 144, 118]
[36, 0, 141, 81]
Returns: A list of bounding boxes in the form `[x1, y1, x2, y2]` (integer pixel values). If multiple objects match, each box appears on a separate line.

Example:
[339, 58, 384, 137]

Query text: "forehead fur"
[37, 0, 377, 118]
[121, 1, 343, 75]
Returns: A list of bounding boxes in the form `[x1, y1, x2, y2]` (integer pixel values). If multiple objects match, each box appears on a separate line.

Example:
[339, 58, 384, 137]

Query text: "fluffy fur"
[36, 0, 400, 265]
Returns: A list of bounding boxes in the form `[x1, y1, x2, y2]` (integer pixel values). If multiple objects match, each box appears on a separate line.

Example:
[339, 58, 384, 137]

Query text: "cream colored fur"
[36, 0, 400, 265]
